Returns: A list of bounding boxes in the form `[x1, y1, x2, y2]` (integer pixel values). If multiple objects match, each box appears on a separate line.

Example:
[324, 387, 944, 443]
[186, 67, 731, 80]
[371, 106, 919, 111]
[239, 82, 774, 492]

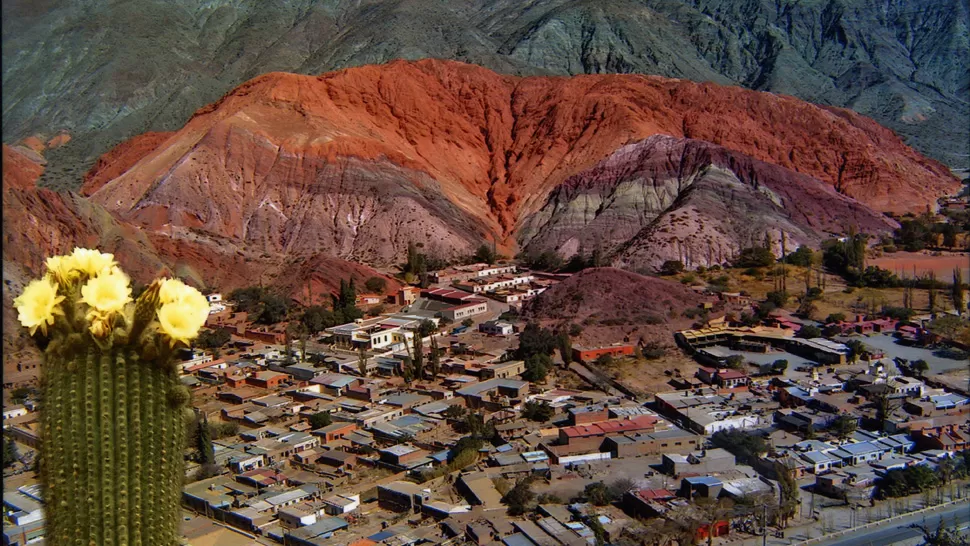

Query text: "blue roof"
[684, 476, 722, 486]
[369, 531, 395, 541]
[838, 441, 883, 455]
[503, 533, 537, 546]
[293, 516, 349, 538]
[496, 443, 515, 453]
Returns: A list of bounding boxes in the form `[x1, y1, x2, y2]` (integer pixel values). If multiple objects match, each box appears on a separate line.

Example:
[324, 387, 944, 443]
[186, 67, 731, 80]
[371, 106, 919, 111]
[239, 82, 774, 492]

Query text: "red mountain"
[83, 60, 956, 267]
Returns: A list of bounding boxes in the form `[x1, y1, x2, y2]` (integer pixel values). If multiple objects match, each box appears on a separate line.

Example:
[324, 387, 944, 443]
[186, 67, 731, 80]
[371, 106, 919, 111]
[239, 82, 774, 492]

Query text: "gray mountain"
[3, 0, 967, 190]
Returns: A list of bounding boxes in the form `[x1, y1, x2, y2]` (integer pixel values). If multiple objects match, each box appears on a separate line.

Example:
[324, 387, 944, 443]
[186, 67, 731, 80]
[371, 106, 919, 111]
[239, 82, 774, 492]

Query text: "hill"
[79, 60, 953, 268]
[523, 267, 705, 346]
[3, 0, 966, 186]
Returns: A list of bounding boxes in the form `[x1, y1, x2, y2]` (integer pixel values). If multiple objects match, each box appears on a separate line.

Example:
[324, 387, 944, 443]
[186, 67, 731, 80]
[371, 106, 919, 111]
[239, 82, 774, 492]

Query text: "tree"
[775, 461, 799, 528]
[726, 354, 745, 370]
[410, 332, 425, 381]
[197, 415, 215, 466]
[474, 243, 497, 264]
[523, 353, 552, 382]
[765, 290, 789, 308]
[357, 346, 369, 378]
[557, 333, 572, 365]
[659, 260, 686, 276]
[831, 414, 858, 442]
[929, 315, 966, 340]
[461, 318, 474, 328]
[735, 246, 776, 268]
[710, 429, 768, 465]
[9, 387, 33, 405]
[873, 393, 902, 431]
[583, 481, 614, 506]
[825, 313, 846, 324]
[952, 268, 965, 315]
[417, 319, 437, 338]
[503, 478, 537, 515]
[522, 400, 555, 422]
[771, 359, 789, 373]
[845, 339, 869, 364]
[364, 276, 387, 295]
[195, 328, 231, 349]
[301, 305, 334, 334]
[913, 359, 930, 378]
[909, 521, 968, 546]
[3, 436, 18, 468]
[442, 405, 467, 420]
[798, 325, 822, 339]
[429, 334, 441, 379]
[785, 246, 815, 267]
[309, 411, 332, 429]
[516, 321, 557, 359]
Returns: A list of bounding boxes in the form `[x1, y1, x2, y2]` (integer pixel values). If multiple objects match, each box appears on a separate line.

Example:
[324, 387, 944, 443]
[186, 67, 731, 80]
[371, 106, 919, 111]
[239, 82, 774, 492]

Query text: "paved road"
[812, 501, 970, 546]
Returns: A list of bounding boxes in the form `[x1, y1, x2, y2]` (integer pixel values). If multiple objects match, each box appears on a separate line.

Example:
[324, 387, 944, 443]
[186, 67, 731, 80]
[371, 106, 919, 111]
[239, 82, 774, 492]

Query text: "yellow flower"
[88, 314, 112, 338]
[68, 247, 117, 277]
[45, 255, 75, 284]
[158, 278, 210, 323]
[157, 301, 207, 346]
[80, 268, 132, 314]
[14, 277, 65, 336]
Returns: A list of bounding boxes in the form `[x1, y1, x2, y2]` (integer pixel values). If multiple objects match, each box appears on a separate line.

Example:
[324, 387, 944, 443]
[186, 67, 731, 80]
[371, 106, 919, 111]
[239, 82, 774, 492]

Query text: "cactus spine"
[14, 250, 208, 546]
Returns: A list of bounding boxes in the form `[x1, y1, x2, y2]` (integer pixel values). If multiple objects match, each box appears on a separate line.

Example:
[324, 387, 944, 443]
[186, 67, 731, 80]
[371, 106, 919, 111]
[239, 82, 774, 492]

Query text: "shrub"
[364, 276, 387, 294]
[735, 247, 776, 268]
[659, 260, 685, 276]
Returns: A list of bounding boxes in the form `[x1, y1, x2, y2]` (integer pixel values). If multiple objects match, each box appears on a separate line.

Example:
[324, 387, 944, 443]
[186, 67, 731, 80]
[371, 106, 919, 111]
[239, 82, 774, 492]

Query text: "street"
[812, 501, 970, 546]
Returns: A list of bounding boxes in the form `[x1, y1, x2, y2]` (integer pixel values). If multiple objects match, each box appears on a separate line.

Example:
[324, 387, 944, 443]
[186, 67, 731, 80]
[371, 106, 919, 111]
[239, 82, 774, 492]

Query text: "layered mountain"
[79, 60, 954, 272]
[519, 135, 899, 271]
[3, 0, 967, 184]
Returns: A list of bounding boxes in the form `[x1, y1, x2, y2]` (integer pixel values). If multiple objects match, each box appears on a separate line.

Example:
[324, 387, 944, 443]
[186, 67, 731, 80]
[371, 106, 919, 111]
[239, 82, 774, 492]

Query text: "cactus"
[14, 249, 209, 546]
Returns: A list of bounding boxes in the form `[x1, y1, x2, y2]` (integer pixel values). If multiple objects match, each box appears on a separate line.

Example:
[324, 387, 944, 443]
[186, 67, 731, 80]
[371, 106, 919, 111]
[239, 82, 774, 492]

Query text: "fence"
[793, 498, 969, 546]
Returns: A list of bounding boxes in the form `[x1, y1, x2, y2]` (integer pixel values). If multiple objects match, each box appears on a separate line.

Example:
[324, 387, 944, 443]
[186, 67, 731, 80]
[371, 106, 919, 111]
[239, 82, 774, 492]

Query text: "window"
[675, 442, 682, 446]
[661, 443, 668, 447]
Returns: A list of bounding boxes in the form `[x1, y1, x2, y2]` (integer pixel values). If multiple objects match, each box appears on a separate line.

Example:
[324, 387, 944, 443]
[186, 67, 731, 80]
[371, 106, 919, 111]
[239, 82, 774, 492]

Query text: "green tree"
[831, 414, 858, 442]
[429, 334, 441, 379]
[9, 387, 33, 405]
[503, 478, 537, 515]
[195, 328, 231, 349]
[659, 260, 686, 276]
[516, 321, 557, 359]
[557, 333, 572, 365]
[825, 313, 846, 324]
[775, 461, 799, 527]
[913, 359, 930, 378]
[845, 339, 869, 364]
[583, 481, 614, 506]
[735, 247, 776, 268]
[309, 411, 332, 429]
[522, 400, 554, 422]
[522, 353, 552, 382]
[772, 359, 789, 372]
[461, 318, 474, 328]
[357, 346, 369, 378]
[952, 268, 965, 315]
[301, 305, 334, 334]
[364, 276, 387, 295]
[798, 325, 822, 339]
[710, 429, 768, 465]
[474, 243, 497, 264]
[197, 415, 215, 466]
[443, 405, 467, 420]
[3, 436, 18, 468]
[726, 354, 745, 370]
[785, 246, 815, 267]
[765, 290, 789, 308]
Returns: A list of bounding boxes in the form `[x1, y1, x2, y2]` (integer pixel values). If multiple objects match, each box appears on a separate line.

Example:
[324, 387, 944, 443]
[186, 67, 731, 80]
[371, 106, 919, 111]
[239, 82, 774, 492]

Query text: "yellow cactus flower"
[14, 277, 65, 336]
[80, 268, 132, 314]
[158, 278, 193, 305]
[158, 278, 209, 322]
[68, 247, 117, 277]
[45, 255, 76, 284]
[157, 301, 207, 346]
[88, 314, 112, 338]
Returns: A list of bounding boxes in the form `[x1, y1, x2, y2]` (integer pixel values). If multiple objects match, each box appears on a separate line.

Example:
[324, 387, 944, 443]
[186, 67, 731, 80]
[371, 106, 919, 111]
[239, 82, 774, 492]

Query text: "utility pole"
[762, 503, 768, 546]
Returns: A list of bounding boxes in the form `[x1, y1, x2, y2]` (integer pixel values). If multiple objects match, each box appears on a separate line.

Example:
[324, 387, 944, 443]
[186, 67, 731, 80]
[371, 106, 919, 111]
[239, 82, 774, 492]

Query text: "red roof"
[561, 415, 658, 438]
[632, 488, 675, 501]
[716, 369, 747, 380]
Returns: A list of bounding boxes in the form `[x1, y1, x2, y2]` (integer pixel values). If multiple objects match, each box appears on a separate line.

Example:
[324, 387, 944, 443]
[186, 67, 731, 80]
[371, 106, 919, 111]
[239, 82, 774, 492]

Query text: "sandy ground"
[871, 251, 970, 280]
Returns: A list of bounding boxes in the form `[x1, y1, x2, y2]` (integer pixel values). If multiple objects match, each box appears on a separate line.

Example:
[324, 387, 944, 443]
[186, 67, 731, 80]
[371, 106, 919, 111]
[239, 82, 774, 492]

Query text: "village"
[3, 256, 970, 546]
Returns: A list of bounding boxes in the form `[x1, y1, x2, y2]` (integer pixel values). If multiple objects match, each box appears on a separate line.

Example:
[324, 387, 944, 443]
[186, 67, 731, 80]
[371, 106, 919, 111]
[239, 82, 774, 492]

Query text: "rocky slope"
[3, 0, 967, 182]
[2, 150, 399, 314]
[519, 135, 899, 271]
[523, 267, 705, 346]
[82, 60, 955, 269]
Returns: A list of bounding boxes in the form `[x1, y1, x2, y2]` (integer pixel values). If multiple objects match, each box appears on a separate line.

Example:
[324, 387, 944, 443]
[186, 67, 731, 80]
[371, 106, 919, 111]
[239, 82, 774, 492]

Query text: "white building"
[2, 406, 27, 420]
[322, 493, 361, 515]
[207, 293, 223, 303]
[479, 321, 514, 336]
